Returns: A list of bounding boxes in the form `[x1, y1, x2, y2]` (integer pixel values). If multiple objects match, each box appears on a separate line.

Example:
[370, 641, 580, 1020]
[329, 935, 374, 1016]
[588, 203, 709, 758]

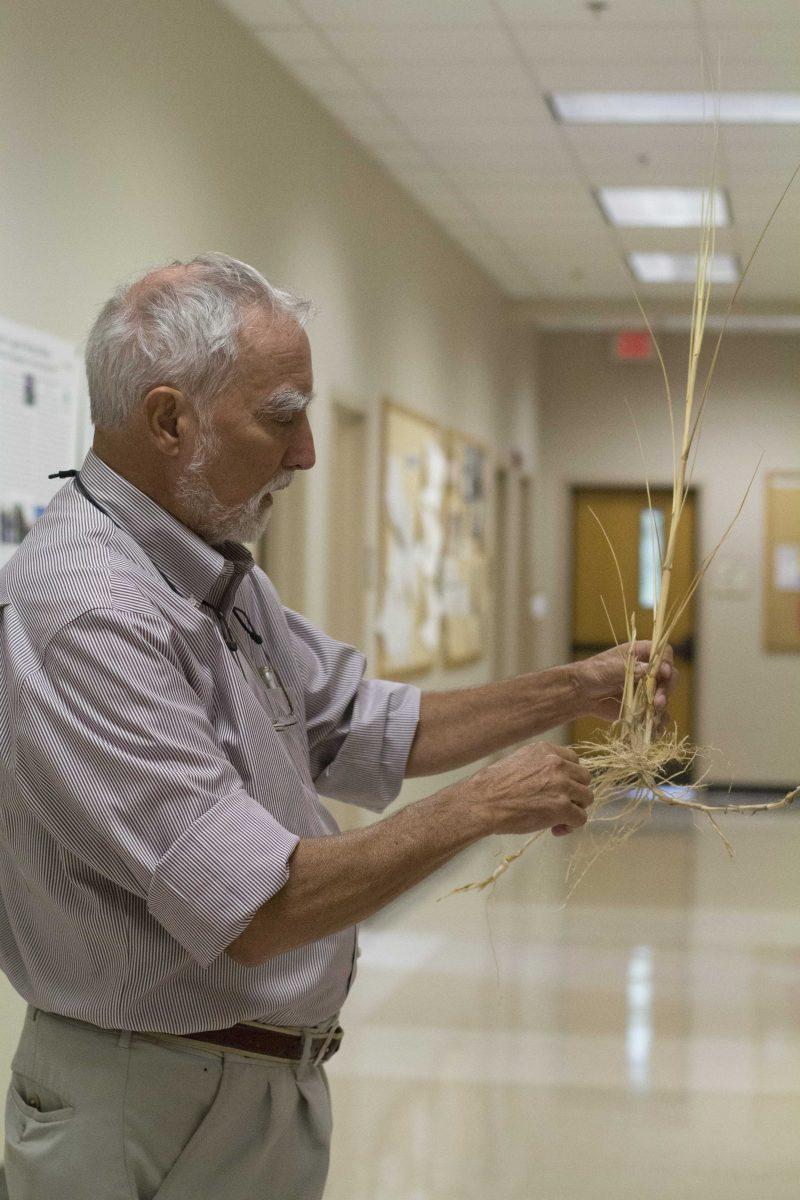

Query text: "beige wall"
[0, 0, 540, 1134]
[536, 331, 800, 788]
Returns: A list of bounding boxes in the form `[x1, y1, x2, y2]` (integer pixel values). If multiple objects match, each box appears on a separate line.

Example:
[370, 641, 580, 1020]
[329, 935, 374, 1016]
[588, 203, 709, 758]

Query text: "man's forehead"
[242, 317, 312, 392]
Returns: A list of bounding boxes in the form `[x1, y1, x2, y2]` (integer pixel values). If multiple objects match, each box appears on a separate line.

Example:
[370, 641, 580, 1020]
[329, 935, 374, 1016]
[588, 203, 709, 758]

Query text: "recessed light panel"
[629, 253, 739, 284]
[550, 92, 800, 124]
[598, 187, 730, 228]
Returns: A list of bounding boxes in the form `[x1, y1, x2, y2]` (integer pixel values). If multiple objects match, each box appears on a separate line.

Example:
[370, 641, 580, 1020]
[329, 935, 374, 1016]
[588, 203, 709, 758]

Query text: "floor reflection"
[324, 797, 800, 1199]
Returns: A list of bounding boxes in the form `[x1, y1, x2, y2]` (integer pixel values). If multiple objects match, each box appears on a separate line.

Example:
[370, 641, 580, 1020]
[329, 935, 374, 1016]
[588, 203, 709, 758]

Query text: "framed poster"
[375, 400, 448, 678]
[442, 431, 490, 667]
[764, 471, 800, 652]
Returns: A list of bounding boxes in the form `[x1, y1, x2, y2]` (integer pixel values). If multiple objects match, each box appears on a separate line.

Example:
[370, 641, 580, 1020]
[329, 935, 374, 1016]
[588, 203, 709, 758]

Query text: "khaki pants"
[2, 1006, 332, 1200]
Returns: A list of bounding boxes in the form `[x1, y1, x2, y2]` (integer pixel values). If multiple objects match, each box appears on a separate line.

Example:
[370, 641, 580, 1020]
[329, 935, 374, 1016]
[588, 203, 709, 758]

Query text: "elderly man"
[0, 254, 673, 1200]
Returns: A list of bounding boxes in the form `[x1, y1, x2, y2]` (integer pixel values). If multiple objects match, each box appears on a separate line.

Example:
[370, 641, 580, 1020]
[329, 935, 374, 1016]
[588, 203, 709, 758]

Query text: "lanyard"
[48, 468, 297, 729]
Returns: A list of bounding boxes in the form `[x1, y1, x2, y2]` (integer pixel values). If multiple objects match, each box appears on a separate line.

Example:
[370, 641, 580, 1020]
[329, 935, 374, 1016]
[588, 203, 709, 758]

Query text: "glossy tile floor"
[324, 797, 800, 1199]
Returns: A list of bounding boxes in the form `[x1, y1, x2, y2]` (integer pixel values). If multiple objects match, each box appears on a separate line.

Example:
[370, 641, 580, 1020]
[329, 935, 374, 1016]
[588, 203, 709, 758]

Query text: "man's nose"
[284, 412, 316, 472]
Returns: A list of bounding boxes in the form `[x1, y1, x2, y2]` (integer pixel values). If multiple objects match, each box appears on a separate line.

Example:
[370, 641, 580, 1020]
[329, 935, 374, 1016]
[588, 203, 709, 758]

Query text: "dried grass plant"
[452, 147, 800, 900]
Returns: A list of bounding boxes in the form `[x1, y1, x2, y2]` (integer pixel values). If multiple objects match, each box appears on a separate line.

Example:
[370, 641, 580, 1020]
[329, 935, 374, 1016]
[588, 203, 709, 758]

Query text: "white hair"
[85, 252, 314, 429]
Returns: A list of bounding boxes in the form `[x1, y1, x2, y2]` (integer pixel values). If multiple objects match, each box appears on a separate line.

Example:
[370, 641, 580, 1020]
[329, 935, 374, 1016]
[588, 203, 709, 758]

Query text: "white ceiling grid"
[219, 0, 800, 309]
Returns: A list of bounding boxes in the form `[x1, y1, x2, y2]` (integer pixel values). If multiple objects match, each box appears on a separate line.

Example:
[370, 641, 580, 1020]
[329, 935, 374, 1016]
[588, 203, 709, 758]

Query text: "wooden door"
[570, 487, 697, 750]
[517, 476, 537, 675]
[492, 466, 510, 679]
[256, 471, 307, 614]
[326, 403, 368, 649]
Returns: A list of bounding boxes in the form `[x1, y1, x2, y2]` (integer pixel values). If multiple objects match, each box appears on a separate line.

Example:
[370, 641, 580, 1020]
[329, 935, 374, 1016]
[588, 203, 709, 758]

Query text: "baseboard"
[704, 781, 798, 798]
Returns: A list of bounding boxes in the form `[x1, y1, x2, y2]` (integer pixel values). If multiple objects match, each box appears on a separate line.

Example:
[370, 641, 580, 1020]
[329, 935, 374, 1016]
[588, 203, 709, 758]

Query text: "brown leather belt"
[172, 1021, 344, 1066]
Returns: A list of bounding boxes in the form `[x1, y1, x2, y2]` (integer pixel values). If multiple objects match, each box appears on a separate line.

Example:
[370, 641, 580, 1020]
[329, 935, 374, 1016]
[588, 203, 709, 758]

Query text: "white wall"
[535, 331, 800, 788]
[0, 0, 540, 1139]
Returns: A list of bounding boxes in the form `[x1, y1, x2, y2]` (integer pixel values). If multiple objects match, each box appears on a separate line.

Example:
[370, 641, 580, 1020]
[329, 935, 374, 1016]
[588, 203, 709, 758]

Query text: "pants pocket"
[7, 1073, 75, 1125]
[5, 1073, 79, 1200]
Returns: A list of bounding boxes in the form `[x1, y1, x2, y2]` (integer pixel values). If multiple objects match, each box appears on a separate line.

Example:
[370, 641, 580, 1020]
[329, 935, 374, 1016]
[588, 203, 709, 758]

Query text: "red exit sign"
[613, 329, 653, 361]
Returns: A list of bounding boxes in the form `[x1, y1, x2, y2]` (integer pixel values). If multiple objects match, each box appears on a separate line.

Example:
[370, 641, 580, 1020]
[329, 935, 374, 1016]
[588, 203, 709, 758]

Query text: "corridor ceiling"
[219, 0, 800, 321]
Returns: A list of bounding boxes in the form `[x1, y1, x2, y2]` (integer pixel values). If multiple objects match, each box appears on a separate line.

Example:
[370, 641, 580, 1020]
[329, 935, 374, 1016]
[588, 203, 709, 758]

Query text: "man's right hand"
[463, 742, 594, 839]
[227, 740, 595, 968]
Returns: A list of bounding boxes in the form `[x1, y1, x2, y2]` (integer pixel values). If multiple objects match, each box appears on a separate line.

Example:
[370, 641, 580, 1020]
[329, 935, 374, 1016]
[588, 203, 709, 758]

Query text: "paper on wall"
[0, 314, 80, 566]
[419, 586, 443, 652]
[420, 440, 448, 511]
[384, 454, 416, 548]
[374, 592, 415, 663]
[416, 507, 444, 580]
[774, 543, 800, 592]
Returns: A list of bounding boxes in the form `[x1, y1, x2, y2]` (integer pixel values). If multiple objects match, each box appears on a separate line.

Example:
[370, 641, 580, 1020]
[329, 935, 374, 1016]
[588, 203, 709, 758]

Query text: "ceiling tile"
[722, 126, 800, 166]
[377, 92, 542, 126]
[219, 0, 304, 24]
[449, 233, 539, 289]
[699, 0, 800, 20]
[704, 25, 800, 63]
[536, 61, 721, 91]
[425, 142, 561, 171]
[510, 23, 703, 65]
[497, 0, 697, 24]
[564, 125, 722, 171]
[355, 58, 533, 94]
[726, 185, 800, 243]
[614, 228, 737, 255]
[282, 58, 365, 93]
[401, 121, 556, 149]
[297, 0, 497, 24]
[312, 91, 393, 123]
[324, 25, 513, 60]
[358, 140, 431, 169]
[468, 184, 593, 224]
[254, 25, 332, 59]
[439, 163, 578, 189]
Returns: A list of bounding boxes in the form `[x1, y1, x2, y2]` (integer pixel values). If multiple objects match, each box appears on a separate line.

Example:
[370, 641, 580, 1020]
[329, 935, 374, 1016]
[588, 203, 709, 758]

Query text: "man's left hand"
[572, 641, 677, 723]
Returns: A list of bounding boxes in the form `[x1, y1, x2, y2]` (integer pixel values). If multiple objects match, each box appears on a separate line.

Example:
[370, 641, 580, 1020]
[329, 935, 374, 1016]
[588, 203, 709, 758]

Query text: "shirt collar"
[79, 450, 254, 614]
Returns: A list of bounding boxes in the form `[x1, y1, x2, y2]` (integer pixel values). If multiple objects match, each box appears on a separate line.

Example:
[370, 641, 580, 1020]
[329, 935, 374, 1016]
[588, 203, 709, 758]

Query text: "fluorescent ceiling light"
[549, 92, 800, 124]
[629, 253, 739, 284]
[598, 187, 730, 228]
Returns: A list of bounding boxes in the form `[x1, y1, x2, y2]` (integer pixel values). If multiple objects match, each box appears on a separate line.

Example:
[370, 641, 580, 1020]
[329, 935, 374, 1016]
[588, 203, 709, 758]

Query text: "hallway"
[327, 797, 800, 1199]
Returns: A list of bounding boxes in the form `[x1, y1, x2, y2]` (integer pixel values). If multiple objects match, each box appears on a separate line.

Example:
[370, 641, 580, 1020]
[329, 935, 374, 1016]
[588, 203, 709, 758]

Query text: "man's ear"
[143, 387, 190, 457]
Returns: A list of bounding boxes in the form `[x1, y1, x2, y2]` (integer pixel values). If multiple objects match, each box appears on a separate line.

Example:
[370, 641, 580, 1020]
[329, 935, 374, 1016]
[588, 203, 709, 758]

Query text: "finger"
[563, 760, 592, 787]
[660, 664, 679, 696]
[569, 783, 595, 809]
[551, 824, 571, 837]
[654, 674, 678, 708]
[565, 803, 589, 827]
[654, 710, 672, 734]
[549, 745, 580, 765]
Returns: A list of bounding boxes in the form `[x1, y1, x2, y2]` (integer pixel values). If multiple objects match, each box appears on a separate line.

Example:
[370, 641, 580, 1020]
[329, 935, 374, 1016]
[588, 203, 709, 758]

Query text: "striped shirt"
[0, 451, 420, 1033]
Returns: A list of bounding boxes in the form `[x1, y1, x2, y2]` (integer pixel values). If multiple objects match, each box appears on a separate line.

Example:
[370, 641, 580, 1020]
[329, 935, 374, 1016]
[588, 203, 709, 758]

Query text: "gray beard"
[176, 425, 293, 544]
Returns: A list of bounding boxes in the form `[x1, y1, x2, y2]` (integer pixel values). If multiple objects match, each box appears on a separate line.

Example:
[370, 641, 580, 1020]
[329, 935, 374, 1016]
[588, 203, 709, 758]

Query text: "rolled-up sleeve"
[284, 609, 420, 812]
[17, 607, 299, 968]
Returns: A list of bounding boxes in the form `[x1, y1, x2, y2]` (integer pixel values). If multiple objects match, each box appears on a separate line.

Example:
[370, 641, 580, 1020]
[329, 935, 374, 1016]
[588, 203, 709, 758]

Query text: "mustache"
[265, 470, 294, 493]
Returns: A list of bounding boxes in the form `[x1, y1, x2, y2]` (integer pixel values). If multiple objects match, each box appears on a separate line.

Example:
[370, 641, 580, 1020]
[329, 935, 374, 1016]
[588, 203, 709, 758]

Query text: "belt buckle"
[304, 1023, 343, 1069]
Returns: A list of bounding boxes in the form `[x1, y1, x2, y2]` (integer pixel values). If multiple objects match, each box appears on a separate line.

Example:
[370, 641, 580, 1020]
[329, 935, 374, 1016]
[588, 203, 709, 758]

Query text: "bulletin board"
[764, 471, 800, 652]
[441, 431, 490, 667]
[375, 401, 448, 678]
